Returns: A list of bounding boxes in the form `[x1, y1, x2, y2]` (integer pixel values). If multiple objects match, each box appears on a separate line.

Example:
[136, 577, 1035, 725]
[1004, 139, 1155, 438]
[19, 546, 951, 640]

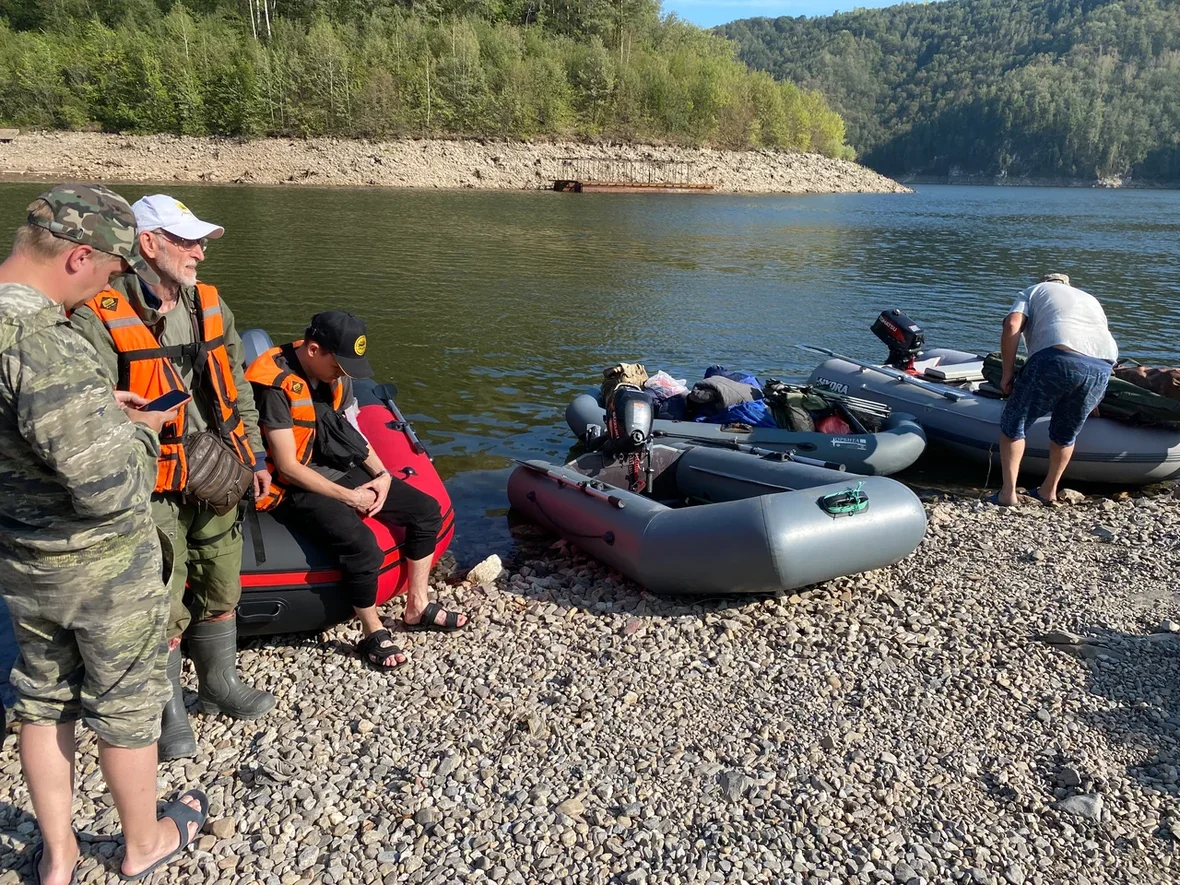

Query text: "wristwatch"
[370, 468, 389, 480]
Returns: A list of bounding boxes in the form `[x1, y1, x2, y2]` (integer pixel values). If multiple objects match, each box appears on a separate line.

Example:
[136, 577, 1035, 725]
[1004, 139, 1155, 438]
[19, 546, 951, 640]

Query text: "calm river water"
[1, 182, 1178, 563]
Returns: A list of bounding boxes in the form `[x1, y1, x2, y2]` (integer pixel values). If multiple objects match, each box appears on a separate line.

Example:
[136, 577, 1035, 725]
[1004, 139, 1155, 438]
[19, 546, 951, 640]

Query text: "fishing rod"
[798, 344, 969, 402]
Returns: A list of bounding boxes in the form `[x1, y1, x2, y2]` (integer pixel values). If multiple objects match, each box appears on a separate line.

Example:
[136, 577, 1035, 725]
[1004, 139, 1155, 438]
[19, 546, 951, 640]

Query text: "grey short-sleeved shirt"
[1009, 281, 1118, 363]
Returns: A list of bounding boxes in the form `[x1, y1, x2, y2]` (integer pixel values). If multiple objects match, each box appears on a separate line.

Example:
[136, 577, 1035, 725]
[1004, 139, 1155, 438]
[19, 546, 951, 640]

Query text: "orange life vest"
[244, 342, 345, 510]
[83, 283, 255, 494]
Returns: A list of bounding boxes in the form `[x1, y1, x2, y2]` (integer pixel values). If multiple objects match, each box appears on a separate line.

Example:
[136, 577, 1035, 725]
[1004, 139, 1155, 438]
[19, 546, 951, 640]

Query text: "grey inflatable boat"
[507, 444, 928, 596]
[565, 393, 927, 476]
[808, 348, 1180, 485]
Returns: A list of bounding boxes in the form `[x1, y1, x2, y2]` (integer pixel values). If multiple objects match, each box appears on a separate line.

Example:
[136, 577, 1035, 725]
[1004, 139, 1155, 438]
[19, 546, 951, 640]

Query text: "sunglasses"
[157, 230, 209, 251]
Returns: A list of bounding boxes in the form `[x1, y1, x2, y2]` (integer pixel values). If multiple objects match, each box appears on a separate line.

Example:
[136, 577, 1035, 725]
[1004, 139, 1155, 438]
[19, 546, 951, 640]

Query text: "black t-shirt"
[252, 344, 355, 478]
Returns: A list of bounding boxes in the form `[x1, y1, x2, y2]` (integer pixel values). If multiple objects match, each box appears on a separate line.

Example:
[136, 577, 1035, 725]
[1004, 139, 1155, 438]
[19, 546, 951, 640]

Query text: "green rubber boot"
[159, 646, 197, 760]
[188, 616, 275, 719]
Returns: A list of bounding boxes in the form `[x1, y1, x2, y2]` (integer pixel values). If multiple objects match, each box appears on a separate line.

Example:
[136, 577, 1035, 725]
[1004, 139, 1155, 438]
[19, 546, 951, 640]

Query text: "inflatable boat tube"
[507, 444, 927, 596]
[234, 329, 455, 636]
[808, 349, 1180, 485]
[565, 393, 926, 476]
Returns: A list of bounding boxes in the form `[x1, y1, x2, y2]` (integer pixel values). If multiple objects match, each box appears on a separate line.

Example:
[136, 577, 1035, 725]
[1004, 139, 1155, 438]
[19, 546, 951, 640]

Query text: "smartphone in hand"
[143, 390, 192, 412]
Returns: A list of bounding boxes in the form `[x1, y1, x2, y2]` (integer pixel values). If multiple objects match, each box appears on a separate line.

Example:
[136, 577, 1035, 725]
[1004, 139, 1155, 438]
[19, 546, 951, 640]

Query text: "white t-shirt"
[1009, 282, 1118, 363]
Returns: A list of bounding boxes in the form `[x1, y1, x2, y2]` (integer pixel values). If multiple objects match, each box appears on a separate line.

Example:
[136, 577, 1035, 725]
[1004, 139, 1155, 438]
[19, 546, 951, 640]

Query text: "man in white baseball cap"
[70, 195, 275, 760]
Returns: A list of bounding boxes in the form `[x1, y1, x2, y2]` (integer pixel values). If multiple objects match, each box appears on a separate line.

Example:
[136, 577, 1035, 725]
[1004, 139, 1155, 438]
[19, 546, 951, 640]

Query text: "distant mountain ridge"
[719, 0, 1180, 181]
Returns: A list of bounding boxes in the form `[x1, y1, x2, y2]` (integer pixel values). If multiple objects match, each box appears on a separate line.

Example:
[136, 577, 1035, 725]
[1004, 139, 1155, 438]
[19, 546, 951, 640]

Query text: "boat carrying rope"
[819, 481, 869, 516]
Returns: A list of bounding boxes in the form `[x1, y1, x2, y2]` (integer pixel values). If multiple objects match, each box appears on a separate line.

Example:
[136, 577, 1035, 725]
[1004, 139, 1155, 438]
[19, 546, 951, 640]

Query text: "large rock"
[465, 554, 503, 586]
[1056, 793, 1103, 820]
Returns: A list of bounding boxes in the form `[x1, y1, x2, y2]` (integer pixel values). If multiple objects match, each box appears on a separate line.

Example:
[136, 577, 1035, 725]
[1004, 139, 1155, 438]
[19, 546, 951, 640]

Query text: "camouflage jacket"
[70, 273, 264, 455]
[0, 283, 159, 555]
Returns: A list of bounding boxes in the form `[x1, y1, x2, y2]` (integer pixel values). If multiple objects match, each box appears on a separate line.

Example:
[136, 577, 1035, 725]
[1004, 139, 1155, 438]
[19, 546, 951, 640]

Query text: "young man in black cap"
[246, 311, 467, 670]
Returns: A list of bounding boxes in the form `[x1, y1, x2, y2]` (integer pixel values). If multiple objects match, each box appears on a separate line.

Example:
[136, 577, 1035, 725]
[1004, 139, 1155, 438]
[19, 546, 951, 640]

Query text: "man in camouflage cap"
[0, 184, 210, 884]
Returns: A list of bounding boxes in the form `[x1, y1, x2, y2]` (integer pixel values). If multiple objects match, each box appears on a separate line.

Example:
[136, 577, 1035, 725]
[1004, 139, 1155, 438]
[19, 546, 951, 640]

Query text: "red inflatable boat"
[234, 331, 454, 637]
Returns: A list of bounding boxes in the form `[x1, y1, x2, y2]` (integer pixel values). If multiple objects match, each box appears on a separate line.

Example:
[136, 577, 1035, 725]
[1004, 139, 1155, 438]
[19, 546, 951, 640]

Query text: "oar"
[798, 344, 969, 402]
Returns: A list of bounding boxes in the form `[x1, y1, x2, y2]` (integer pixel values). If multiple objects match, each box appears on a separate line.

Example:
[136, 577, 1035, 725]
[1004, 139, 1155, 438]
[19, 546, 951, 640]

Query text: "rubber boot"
[188, 616, 275, 719]
[159, 646, 197, 760]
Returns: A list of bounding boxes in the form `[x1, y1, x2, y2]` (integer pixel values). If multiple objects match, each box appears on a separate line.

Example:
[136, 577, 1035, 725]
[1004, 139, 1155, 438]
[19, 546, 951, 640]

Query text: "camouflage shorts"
[0, 527, 170, 748]
[153, 496, 244, 640]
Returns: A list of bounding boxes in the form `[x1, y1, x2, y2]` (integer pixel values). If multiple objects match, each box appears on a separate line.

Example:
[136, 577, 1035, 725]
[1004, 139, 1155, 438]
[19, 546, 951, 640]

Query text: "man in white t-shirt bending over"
[993, 272, 1118, 506]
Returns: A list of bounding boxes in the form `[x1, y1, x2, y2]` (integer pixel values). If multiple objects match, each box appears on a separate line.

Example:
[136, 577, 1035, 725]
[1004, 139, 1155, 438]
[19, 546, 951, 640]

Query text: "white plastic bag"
[644, 370, 689, 398]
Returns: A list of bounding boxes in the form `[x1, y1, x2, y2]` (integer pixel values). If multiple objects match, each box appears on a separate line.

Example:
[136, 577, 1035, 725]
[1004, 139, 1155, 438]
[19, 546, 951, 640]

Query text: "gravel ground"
[1, 487, 1177, 885]
[0, 132, 910, 195]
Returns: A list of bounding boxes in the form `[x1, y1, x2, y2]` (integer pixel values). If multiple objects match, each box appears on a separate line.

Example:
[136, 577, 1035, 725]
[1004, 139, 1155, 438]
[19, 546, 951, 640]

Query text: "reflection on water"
[1, 182, 1177, 559]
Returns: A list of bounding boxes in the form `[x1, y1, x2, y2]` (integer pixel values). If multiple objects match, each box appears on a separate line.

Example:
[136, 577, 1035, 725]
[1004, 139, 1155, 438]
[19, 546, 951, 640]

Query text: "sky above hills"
[664, 0, 898, 28]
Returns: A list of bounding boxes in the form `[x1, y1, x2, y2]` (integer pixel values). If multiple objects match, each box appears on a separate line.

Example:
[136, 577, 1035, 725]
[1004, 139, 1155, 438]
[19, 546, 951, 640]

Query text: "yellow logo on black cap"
[100, 295, 118, 311]
[354, 335, 367, 356]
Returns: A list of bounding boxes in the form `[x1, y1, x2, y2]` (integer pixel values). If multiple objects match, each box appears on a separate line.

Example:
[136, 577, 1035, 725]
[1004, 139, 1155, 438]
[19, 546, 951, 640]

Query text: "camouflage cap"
[27, 184, 160, 285]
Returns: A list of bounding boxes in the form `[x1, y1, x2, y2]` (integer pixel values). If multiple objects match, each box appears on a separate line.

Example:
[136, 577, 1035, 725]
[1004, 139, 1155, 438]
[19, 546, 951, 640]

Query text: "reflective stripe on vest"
[84, 283, 255, 495]
[245, 342, 345, 511]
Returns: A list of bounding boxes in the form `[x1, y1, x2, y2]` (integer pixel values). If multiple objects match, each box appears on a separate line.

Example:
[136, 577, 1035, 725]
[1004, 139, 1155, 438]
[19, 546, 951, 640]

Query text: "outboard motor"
[871, 309, 925, 370]
[607, 386, 655, 449]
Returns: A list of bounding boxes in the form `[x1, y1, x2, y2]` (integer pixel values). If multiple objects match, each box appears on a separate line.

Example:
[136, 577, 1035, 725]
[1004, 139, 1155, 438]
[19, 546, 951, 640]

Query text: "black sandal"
[403, 601, 469, 633]
[358, 629, 407, 671]
[119, 789, 208, 881]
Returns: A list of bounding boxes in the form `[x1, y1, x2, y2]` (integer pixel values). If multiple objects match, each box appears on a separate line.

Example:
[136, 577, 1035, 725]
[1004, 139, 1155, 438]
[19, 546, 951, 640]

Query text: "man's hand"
[114, 391, 150, 412]
[344, 485, 379, 512]
[125, 404, 182, 434]
[1000, 372, 1015, 396]
[253, 467, 273, 500]
[358, 472, 392, 517]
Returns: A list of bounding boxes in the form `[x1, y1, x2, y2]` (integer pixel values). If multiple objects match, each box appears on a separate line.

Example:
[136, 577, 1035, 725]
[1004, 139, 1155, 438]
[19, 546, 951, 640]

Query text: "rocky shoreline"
[1, 487, 1178, 884]
[0, 132, 910, 195]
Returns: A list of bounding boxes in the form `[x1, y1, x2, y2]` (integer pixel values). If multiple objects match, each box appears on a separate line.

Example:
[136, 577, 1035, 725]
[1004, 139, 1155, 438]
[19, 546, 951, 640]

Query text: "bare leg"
[1038, 441, 1074, 502]
[355, 606, 406, 667]
[96, 740, 201, 878]
[998, 434, 1025, 506]
[20, 723, 79, 885]
[402, 557, 468, 628]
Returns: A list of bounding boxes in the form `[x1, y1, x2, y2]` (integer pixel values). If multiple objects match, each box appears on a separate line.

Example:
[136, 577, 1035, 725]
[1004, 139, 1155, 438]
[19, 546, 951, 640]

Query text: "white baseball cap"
[132, 194, 224, 241]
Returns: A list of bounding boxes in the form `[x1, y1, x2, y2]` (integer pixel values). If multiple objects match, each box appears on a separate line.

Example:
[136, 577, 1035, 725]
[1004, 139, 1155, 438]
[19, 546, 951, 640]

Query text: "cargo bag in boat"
[982, 352, 1180, 429]
[601, 363, 648, 406]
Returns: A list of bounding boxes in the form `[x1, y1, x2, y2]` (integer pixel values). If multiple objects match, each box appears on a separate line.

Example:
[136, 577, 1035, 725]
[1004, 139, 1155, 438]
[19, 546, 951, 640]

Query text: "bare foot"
[120, 792, 203, 879]
[37, 839, 79, 885]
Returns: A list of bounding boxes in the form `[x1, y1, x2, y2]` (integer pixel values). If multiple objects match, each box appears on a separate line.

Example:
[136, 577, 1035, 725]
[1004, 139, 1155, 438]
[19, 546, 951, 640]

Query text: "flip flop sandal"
[357, 629, 407, 671]
[32, 844, 80, 885]
[984, 492, 1019, 508]
[1020, 488, 1059, 507]
[403, 601, 469, 633]
[119, 789, 209, 882]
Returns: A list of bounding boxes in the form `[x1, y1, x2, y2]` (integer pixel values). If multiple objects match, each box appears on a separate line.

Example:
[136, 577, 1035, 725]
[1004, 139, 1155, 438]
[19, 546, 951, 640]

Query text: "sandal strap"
[420, 601, 442, 625]
[162, 789, 209, 852]
[444, 609, 462, 628]
[362, 629, 401, 658]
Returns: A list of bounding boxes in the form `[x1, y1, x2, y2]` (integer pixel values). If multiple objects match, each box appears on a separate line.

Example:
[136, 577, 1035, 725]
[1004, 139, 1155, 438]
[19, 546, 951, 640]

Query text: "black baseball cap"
[306, 310, 373, 379]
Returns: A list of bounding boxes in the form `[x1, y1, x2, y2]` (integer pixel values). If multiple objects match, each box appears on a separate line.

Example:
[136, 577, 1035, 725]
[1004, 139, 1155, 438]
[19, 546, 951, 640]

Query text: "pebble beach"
[1, 487, 1177, 885]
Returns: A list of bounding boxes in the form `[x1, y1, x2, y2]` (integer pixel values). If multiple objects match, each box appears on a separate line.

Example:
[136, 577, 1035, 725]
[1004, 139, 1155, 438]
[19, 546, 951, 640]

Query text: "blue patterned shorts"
[1000, 348, 1112, 446]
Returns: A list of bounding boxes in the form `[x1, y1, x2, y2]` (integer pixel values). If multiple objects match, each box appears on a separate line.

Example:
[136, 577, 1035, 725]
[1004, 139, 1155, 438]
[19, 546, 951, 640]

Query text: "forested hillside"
[0, 0, 850, 156]
[720, 0, 1180, 180]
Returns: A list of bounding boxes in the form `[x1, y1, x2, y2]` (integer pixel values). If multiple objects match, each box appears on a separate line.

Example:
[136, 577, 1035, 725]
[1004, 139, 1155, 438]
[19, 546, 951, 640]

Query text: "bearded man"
[70, 195, 274, 760]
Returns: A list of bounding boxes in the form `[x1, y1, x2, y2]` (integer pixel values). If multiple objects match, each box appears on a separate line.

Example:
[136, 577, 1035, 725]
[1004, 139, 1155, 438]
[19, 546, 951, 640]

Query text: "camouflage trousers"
[0, 527, 170, 749]
[152, 496, 244, 641]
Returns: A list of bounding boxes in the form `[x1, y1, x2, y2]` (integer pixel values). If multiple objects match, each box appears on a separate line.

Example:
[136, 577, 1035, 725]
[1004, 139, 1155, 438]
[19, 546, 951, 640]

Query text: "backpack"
[762, 380, 831, 432]
[601, 362, 648, 406]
